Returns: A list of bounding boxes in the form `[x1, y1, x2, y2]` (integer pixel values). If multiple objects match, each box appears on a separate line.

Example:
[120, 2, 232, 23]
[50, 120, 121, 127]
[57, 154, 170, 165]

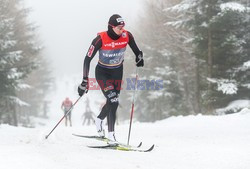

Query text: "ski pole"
[127, 66, 139, 145]
[45, 96, 82, 139]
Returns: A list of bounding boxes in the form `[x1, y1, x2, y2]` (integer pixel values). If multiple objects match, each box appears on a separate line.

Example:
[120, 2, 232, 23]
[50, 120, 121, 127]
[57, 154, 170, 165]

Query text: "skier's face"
[113, 25, 124, 35]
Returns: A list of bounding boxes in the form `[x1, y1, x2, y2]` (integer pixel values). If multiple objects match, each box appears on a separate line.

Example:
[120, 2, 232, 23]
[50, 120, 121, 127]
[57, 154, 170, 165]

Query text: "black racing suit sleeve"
[128, 31, 142, 57]
[83, 35, 102, 78]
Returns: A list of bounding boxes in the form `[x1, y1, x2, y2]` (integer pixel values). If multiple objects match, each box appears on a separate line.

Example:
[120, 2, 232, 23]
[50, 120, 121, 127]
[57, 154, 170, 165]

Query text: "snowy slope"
[1, 110, 250, 169]
[1, 76, 250, 169]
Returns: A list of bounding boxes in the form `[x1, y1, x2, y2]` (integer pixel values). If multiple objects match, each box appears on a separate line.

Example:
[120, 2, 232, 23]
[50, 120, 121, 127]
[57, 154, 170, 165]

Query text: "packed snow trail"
[1, 109, 250, 169]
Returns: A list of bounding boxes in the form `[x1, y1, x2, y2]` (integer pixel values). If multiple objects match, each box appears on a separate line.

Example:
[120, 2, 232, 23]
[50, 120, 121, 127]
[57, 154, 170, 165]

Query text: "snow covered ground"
[1, 109, 250, 169]
[1, 77, 250, 169]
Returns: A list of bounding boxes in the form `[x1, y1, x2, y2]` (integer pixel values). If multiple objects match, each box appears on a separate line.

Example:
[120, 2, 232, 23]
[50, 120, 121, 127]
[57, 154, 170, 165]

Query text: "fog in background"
[25, 0, 143, 77]
[3, 0, 250, 127]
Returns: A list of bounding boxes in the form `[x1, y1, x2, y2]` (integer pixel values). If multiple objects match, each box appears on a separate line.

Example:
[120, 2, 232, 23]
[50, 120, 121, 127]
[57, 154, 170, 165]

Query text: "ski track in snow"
[1, 111, 250, 169]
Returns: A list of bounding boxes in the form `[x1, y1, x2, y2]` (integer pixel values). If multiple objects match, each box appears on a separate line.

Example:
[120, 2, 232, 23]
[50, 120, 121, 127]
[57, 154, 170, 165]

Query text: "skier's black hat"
[108, 14, 125, 27]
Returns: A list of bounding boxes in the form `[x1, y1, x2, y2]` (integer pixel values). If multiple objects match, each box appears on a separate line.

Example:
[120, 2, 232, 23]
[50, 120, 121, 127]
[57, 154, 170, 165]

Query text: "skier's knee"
[107, 91, 119, 105]
[108, 96, 119, 105]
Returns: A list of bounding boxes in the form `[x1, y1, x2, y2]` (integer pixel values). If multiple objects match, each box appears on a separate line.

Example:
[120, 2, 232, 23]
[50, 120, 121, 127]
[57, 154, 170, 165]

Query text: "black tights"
[95, 65, 123, 132]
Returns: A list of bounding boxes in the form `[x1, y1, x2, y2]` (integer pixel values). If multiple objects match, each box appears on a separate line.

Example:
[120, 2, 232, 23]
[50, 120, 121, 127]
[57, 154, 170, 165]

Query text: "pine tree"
[132, 0, 198, 121]
[170, 0, 250, 113]
[0, 0, 51, 126]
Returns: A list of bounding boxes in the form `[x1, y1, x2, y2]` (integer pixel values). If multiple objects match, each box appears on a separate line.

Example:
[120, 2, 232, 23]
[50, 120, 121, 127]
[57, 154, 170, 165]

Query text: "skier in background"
[82, 98, 95, 125]
[61, 97, 73, 127]
[78, 14, 144, 145]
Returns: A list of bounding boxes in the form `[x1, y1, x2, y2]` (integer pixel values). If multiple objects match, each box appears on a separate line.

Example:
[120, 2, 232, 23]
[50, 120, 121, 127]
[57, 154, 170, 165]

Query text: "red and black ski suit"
[82, 28, 142, 132]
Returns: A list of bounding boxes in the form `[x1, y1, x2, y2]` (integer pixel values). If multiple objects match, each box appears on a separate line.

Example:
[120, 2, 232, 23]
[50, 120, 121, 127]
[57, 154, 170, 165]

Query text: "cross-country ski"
[72, 133, 144, 148]
[87, 144, 154, 152]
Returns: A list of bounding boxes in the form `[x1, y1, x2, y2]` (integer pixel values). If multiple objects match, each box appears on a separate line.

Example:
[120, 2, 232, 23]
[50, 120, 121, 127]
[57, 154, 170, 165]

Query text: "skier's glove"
[136, 51, 144, 67]
[78, 77, 88, 96]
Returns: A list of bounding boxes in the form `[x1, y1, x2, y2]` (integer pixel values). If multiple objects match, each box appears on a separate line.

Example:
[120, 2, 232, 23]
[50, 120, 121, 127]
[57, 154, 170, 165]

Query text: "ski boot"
[95, 117, 105, 137]
[108, 132, 118, 146]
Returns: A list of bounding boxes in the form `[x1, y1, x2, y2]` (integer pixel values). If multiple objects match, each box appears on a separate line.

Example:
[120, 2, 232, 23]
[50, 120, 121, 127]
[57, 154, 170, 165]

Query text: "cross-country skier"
[82, 98, 95, 125]
[78, 14, 144, 145]
[61, 97, 73, 127]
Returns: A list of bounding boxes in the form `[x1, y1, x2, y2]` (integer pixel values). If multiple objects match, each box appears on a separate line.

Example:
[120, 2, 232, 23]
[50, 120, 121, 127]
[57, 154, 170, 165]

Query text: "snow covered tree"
[209, 2, 250, 110]
[169, 0, 250, 113]
[163, 0, 202, 115]
[0, 0, 29, 125]
[0, 0, 52, 126]
[131, 0, 250, 119]
[131, 0, 199, 121]
[131, 0, 172, 121]
[16, 57, 53, 126]
[231, 0, 250, 108]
